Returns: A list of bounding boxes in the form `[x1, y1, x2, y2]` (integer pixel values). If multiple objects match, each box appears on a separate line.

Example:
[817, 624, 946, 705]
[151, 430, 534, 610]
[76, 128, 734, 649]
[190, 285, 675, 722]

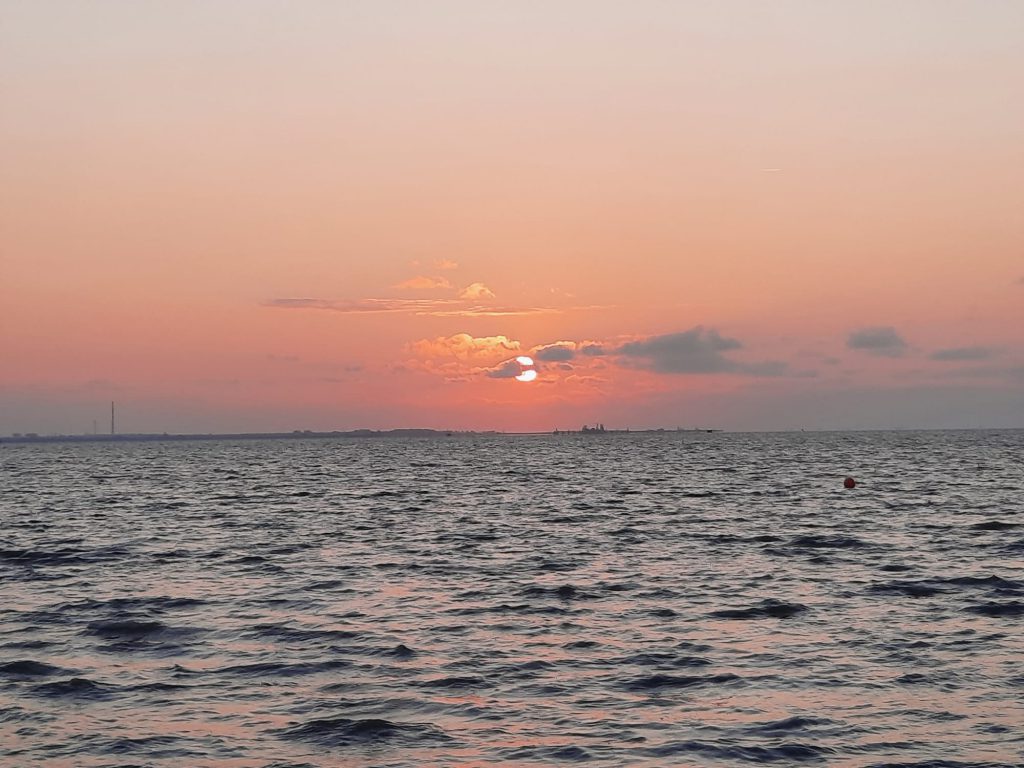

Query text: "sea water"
[1, 431, 1022, 767]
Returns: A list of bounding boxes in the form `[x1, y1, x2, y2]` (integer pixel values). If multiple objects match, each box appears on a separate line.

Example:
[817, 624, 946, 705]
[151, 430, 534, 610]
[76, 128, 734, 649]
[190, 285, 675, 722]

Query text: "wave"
[0, 659, 68, 677]
[864, 762, 1022, 768]
[943, 575, 1022, 590]
[216, 660, 353, 677]
[31, 677, 118, 699]
[278, 716, 449, 747]
[420, 675, 489, 689]
[963, 601, 1024, 617]
[787, 535, 874, 550]
[520, 584, 595, 600]
[623, 672, 742, 691]
[709, 599, 809, 619]
[618, 652, 711, 668]
[85, 619, 171, 638]
[745, 716, 833, 733]
[969, 521, 1021, 531]
[645, 739, 833, 762]
[498, 745, 592, 761]
[247, 623, 360, 642]
[870, 581, 947, 598]
[0, 545, 132, 567]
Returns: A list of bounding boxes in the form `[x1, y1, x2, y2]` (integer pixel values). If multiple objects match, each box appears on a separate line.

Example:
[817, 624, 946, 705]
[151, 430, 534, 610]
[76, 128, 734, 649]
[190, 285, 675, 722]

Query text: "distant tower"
[111, 401, 115, 435]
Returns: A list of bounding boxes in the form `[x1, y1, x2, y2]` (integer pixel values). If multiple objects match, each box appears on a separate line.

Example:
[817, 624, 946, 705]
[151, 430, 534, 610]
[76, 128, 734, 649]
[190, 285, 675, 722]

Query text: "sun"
[515, 356, 537, 382]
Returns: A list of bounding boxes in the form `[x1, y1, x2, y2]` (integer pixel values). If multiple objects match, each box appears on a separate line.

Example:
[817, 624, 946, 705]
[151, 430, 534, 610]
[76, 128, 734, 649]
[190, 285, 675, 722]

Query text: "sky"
[2, 0, 1022, 434]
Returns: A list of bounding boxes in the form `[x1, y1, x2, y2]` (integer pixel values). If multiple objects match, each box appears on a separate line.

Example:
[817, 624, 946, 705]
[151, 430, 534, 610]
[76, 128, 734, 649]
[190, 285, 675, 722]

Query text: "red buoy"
[844, 476, 856, 489]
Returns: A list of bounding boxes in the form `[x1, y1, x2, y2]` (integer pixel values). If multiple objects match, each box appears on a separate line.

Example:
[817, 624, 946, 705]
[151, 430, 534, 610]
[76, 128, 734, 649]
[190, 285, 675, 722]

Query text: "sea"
[1, 430, 1022, 767]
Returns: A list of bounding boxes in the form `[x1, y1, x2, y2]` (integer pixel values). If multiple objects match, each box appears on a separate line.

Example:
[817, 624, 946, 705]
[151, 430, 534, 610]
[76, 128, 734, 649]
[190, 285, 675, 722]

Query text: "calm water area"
[1, 431, 1022, 767]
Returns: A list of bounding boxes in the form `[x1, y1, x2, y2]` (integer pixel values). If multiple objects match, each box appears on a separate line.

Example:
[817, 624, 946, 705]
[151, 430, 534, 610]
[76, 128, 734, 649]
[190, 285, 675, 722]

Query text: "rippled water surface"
[2, 431, 1023, 767]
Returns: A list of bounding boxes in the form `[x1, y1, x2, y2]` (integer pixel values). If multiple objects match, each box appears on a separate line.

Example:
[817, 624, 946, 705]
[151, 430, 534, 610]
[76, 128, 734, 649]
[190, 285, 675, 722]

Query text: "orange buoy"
[844, 476, 856, 489]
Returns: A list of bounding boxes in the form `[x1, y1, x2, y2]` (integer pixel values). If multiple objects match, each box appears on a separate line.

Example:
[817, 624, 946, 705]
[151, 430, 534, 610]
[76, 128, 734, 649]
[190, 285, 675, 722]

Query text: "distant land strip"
[1, 428, 722, 444]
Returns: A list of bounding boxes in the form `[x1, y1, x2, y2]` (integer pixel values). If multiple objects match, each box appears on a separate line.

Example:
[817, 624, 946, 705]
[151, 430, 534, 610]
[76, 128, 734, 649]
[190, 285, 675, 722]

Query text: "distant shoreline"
[0, 428, 722, 445]
[6, 427, 1018, 445]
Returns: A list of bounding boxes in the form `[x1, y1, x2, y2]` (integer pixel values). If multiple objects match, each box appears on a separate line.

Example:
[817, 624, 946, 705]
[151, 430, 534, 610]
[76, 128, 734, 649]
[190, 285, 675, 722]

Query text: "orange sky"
[2, 1, 1022, 433]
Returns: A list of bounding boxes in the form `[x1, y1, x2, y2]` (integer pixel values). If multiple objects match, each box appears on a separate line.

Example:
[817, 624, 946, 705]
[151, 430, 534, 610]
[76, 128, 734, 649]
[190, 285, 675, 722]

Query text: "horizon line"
[3, 426, 1022, 445]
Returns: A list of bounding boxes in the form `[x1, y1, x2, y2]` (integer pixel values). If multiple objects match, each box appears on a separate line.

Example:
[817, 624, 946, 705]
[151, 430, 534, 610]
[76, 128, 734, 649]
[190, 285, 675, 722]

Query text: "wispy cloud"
[847, 326, 908, 357]
[433, 259, 459, 270]
[265, 297, 562, 317]
[265, 297, 459, 314]
[424, 305, 560, 317]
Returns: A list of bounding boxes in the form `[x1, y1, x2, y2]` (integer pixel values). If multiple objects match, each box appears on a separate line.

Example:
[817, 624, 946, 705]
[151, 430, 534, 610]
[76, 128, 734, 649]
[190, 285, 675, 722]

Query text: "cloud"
[1016, 276, 1024, 285]
[433, 259, 459, 270]
[407, 334, 527, 381]
[846, 326, 908, 357]
[580, 344, 606, 356]
[409, 333, 520, 362]
[616, 327, 741, 374]
[485, 359, 525, 379]
[533, 342, 576, 362]
[613, 327, 789, 377]
[460, 282, 496, 300]
[929, 346, 1000, 362]
[394, 275, 452, 291]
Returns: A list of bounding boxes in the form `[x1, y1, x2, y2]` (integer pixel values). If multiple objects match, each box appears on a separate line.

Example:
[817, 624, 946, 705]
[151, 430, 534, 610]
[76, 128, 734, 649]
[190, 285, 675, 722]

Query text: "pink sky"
[2, 1, 1022, 433]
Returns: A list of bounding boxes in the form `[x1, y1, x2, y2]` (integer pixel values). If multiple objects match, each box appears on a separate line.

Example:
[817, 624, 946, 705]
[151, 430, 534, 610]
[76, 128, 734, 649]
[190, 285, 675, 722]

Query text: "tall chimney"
[111, 401, 115, 435]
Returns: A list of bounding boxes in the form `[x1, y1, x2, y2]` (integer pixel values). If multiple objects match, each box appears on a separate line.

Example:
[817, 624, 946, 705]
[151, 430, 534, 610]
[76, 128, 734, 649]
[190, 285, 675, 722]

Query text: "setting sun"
[514, 356, 537, 383]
